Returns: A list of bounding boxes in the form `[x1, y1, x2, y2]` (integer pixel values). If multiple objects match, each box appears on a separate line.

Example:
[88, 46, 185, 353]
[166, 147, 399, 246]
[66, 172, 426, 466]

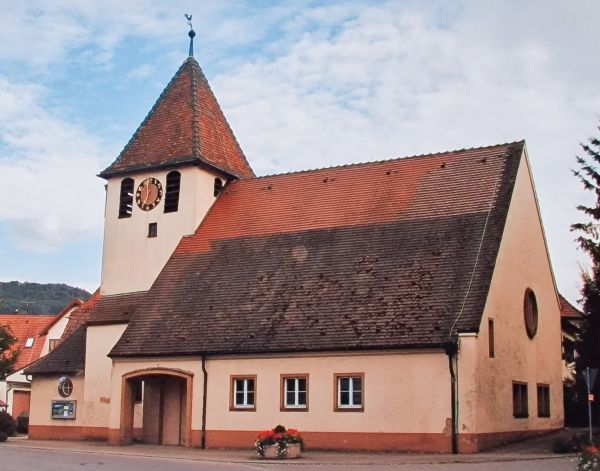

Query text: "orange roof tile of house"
[99, 57, 254, 180]
[60, 290, 101, 341]
[0, 314, 55, 371]
[559, 294, 583, 319]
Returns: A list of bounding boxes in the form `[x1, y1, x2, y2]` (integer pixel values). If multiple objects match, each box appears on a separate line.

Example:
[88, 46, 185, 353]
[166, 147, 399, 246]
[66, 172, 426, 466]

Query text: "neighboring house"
[38, 299, 84, 356]
[25, 43, 564, 453]
[559, 294, 583, 381]
[0, 314, 55, 418]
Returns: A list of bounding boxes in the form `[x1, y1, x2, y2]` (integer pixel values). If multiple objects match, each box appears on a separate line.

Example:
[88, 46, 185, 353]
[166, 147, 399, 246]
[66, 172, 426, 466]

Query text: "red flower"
[287, 428, 300, 436]
[257, 430, 275, 441]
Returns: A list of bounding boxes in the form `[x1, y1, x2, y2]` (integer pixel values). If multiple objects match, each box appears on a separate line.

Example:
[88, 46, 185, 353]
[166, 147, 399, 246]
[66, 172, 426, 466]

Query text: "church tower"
[98, 35, 253, 295]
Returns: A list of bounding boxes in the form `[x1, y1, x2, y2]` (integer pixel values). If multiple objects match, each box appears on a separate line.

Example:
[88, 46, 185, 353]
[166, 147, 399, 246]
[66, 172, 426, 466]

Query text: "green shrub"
[0, 411, 16, 438]
[552, 437, 574, 454]
[0, 431, 7, 443]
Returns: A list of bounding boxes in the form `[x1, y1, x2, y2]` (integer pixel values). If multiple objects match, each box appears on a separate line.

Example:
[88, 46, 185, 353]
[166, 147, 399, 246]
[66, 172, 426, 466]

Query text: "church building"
[25, 33, 564, 453]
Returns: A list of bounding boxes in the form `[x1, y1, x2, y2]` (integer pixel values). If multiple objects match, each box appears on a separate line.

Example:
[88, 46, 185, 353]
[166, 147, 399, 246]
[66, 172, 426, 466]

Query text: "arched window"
[214, 178, 224, 197]
[118, 178, 134, 218]
[164, 171, 181, 213]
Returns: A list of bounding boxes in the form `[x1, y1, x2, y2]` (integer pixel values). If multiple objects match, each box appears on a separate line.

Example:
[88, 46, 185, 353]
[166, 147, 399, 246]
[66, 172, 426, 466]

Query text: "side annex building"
[25, 47, 564, 453]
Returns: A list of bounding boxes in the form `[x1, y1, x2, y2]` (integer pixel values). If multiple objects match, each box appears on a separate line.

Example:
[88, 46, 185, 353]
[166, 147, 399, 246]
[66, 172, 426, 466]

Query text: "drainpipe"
[445, 341, 459, 454]
[201, 356, 208, 449]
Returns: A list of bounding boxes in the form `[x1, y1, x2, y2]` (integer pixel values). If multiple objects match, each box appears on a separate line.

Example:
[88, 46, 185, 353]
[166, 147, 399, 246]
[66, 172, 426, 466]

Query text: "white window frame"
[231, 376, 256, 410]
[335, 374, 364, 411]
[282, 375, 308, 410]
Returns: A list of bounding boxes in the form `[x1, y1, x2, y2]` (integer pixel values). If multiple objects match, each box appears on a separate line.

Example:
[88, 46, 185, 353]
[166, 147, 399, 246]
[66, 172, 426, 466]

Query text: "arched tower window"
[118, 178, 134, 218]
[164, 171, 181, 213]
[214, 178, 224, 197]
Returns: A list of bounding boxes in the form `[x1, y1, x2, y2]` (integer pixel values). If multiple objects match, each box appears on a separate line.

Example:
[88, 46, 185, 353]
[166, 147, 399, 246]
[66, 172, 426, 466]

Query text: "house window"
[58, 377, 74, 398]
[25, 337, 35, 348]
[148, 222, 157, 238]
[230, 376, 256, 411]
[214, 178, 223, 197]
[537, 384, 550, 417]
[164, 171, 181, 213]
[118, 178, 134, 218]
[513, 382, 528, 418]
[334, 373, 364, 411]
[488, 319, 495, 358]
[524, 288, 538, 339]
[281, 374, 308, 411]
[48, 339, 59, 351]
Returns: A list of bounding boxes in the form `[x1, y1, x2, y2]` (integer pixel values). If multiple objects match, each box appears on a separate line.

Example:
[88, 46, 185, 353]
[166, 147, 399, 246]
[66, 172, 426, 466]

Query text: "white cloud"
[212, 0, 600, 303]
[0, 77, 107, 252]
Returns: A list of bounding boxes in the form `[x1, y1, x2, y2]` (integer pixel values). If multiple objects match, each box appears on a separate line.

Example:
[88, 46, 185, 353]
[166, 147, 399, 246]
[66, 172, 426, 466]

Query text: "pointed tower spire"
[185, 14, 195, 57]
[99, 32, 254, 180]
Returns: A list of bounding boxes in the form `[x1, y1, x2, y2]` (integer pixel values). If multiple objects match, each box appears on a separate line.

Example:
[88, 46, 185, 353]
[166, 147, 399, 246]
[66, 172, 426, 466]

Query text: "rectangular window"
[513, 382, 528, 418]
[488, 319, 495, 358]
[230, 376, 256, 411]
[48, 339, 59, 351]
[148, 222, 157, 238]
[537, 384, 550, 417]
[280, 374, 308, 411]
[334, 373, 364, 411]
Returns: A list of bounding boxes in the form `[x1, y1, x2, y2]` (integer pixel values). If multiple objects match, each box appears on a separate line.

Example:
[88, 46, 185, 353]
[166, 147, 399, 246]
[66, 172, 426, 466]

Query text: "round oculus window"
[58, 377, 73, 398]
[524, 288, 538, 339]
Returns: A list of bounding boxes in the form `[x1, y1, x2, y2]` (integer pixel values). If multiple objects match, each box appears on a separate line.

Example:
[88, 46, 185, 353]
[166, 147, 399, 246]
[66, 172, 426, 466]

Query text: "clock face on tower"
[136, 177, 163, 211]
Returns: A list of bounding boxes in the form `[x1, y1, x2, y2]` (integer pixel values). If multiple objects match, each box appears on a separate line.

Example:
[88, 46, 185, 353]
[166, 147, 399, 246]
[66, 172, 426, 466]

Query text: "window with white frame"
[281, 375, 308, 410]
[230, 376, 256, 411]
[335, 373, 364, 411]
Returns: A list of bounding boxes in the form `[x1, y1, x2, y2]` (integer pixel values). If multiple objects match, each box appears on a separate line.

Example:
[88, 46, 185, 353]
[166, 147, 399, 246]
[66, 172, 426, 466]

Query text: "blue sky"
[0, 1, 599, 304]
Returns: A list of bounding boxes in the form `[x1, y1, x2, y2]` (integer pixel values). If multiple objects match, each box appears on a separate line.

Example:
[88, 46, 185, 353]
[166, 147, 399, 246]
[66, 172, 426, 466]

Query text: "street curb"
[3, 439, 576, 466]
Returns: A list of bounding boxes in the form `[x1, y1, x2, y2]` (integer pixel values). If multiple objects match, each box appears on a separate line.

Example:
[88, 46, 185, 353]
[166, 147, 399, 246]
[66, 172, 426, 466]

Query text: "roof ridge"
[189, 58, 200, 158]
[250, 140, 525, 180]
[190, 60, 255, 178]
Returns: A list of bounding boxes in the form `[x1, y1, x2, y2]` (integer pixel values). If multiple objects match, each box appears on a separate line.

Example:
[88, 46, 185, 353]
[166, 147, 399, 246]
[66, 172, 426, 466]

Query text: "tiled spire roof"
[99, 57, 254, 179]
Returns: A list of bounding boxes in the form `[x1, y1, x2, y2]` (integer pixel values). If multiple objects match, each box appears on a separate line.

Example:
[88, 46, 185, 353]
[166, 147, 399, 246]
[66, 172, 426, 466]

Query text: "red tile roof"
[559, 294, 583, 319]
[0, 314, 56, 371]
[110, 141, 524, 358]
[60, 290, 100, 341]
[99, 57, 254, 179]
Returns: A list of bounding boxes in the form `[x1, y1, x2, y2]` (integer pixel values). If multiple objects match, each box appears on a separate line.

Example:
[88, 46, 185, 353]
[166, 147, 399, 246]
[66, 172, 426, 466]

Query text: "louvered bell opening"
[164, 171, 181, 213]
[118, 178, 134, 218]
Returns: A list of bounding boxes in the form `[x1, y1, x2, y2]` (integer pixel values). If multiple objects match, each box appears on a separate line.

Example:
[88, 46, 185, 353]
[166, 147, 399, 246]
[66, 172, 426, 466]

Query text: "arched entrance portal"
[120, 368, 193, 446]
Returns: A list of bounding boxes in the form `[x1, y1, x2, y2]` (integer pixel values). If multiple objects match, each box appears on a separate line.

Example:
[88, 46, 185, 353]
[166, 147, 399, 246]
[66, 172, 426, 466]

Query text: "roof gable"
[111, 141, 523, 357]
[99, 57, 254, 179]
[39, 298, 83, 336]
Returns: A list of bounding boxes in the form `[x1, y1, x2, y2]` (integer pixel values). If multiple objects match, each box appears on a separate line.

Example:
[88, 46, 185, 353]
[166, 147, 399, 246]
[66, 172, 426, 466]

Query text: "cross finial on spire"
[185, 14, 196, 57]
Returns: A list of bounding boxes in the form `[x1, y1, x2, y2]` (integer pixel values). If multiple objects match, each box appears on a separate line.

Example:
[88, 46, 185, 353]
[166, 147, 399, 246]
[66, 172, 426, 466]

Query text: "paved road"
[1, 447, 575, 471]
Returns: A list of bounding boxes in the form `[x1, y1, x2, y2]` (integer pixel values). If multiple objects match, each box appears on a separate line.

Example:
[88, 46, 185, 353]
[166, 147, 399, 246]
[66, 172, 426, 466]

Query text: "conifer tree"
[571, 125, 600, 424]
[572, 127, 600, 370]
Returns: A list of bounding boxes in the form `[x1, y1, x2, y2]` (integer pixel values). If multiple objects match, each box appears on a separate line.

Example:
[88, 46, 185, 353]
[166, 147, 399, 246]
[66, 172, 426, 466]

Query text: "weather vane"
[185, 14, 196, 57]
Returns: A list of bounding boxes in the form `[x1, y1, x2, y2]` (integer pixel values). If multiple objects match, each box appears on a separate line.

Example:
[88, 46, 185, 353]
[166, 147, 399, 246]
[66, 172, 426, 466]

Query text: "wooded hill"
[0, 281, 91, 314]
